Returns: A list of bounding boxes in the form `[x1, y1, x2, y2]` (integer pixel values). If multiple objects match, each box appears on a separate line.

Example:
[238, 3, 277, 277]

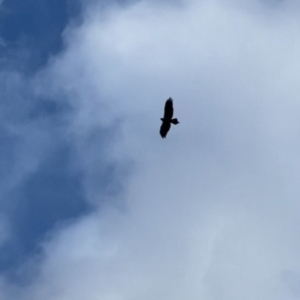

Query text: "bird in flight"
[160, 97, 179, 138]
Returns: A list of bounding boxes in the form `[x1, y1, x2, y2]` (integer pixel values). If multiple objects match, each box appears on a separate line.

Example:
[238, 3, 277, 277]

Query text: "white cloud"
[5, 0, 300, 299]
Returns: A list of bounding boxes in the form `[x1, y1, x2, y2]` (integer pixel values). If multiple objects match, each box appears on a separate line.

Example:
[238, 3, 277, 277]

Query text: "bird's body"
[160, 98, 179, 138]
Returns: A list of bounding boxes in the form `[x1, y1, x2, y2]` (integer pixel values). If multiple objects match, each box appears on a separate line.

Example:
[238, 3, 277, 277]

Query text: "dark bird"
[160, 97, 179, 138]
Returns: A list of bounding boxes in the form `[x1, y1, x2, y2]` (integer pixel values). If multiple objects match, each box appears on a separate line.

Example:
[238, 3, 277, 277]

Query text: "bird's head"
[160, 118, 164, 121]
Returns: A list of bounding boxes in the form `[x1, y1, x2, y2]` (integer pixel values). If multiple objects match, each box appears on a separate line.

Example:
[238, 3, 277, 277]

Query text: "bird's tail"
[171, 118, 179, 125]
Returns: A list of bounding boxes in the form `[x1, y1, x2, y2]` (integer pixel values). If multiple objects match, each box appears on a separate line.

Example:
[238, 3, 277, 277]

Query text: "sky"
[1, 0, 300, 299]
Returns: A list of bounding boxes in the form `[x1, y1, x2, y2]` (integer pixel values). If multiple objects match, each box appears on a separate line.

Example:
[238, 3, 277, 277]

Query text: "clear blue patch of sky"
[0, 0, 81, 71]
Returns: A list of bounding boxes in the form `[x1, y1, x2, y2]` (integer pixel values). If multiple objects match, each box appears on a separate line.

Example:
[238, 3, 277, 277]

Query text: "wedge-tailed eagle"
[160, 97, 179, 138]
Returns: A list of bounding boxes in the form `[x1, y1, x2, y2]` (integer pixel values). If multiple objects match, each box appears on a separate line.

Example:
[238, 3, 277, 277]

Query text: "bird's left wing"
[164, 98, 174, 119]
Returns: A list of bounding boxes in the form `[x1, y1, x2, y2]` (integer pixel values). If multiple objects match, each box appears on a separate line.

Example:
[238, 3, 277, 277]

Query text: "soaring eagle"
[160, 97, 179, 138]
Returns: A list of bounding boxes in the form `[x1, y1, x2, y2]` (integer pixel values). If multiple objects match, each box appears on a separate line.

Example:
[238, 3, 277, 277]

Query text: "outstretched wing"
[163, 98, 173, 120]
[160, 121, 171, 138]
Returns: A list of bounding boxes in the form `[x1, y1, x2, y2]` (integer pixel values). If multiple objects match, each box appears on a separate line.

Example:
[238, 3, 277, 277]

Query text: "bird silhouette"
[160, 97, 179, 138]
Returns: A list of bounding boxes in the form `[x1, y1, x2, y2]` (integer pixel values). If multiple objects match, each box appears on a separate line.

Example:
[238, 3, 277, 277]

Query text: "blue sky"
[0, 0, 81, 70]
[0, 0, 90, 282]
[0, 0, 134, 284]
[2, 0, 300, 299]
[0, 0, 133, 280]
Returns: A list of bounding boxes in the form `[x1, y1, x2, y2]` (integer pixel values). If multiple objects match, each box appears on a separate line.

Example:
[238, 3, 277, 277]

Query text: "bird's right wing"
[160, 121, 171, 138]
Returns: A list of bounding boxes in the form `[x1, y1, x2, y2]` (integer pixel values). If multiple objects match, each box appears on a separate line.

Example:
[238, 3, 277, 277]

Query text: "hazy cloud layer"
[3, 0, 300, 299]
